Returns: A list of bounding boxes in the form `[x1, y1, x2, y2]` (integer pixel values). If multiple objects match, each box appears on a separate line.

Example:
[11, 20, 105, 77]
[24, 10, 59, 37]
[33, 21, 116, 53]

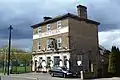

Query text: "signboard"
[77, 61, 82, 66]
[33, 27, 68, 39]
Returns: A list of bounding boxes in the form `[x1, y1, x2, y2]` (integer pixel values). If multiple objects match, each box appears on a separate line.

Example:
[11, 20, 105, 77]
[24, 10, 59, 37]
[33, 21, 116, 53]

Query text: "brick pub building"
[31, 4, 100, 75]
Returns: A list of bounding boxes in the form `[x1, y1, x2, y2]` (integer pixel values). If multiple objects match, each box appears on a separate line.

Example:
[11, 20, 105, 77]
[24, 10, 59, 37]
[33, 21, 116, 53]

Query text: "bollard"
[81, 71, 83, 79]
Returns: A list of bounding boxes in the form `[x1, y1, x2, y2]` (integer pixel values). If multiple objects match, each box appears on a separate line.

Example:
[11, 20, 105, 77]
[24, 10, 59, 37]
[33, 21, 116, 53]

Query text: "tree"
[116, 47, 120, 75]
[0, 45, 32, 73]
[0, 54, 4, 67]
[108, 46, 120, 76]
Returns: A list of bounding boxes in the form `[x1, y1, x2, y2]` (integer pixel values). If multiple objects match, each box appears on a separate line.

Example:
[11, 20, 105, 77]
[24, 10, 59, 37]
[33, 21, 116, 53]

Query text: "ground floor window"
[54, 56, 60, 66]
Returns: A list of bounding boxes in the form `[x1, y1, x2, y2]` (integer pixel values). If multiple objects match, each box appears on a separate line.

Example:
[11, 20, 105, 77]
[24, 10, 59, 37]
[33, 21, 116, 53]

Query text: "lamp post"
[7, 25, 13, 75]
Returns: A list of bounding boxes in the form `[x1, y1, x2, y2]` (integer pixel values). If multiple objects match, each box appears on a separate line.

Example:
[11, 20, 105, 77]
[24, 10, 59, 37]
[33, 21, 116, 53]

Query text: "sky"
[0, 0, 120, 51]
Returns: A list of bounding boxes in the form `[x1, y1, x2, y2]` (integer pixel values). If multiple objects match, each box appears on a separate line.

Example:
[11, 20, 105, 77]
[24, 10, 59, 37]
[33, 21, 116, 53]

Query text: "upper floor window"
[57, 21, 62, 29]
[47, 24, 51, 31]
[47, 39, 53, 50]
[57, 38, 62, 49]
[38, 26, 42, 33]
[38, 39, 41, 50]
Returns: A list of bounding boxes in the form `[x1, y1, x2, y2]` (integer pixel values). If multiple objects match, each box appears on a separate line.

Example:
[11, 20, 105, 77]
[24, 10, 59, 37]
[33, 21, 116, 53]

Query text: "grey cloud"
[0, 0, 80, 40]
[98, 24, 119, 32]
[0, 0, 80, 50]
[85, 0, 120, 32]
[0, 19, 33, 39]
[11, 39, 32, 50]
[98, 30, 120, 50]
[1, 0, 120, 50]
[0, 38, 32, 52]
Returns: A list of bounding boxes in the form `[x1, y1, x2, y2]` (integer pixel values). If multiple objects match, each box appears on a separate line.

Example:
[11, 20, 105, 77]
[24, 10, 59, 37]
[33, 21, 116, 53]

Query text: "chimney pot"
[77, 5, 87, 19]
[43, 17, 52, 21]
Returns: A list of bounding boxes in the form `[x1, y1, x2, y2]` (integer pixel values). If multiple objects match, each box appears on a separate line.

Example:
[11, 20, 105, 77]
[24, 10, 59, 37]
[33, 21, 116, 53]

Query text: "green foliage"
[11, 66, 31, 74]
[0, 45, 32, 74]
[108, 46, 120, 76]
[0, 46, 32, 67]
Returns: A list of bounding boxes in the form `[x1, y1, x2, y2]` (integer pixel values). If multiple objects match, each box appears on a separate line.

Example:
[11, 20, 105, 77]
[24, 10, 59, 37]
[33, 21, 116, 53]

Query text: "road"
[1, 72, 80, 80]
[1, 73, 120, 80]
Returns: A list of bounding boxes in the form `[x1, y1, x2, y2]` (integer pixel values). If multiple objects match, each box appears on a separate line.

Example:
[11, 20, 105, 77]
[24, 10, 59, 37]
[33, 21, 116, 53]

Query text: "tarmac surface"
[0, 72, 120, 80]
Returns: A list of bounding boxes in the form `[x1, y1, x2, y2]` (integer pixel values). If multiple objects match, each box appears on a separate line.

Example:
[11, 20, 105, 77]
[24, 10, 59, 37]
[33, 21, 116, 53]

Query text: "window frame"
[38, 26, 42, 34]
[47, 39, 53, 50]
[57, 38, 62, 49]
[57, 21, 62, 29]
[47, 24, 51, 31]
[38, 39, 41, 50]
[47, 57, 51, 68]
[54, 56, 60, 66]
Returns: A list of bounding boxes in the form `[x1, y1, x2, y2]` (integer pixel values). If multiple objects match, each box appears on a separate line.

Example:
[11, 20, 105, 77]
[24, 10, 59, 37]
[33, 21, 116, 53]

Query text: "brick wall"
[68, 17, 99, 72]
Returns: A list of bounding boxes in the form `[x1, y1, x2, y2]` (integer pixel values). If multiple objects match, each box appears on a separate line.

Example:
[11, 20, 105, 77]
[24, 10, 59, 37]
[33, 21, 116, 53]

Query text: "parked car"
[49, 66, 73, 78]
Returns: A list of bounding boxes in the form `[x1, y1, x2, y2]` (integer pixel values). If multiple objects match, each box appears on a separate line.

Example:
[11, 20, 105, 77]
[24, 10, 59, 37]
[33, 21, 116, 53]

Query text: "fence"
[0, 66, 31, 74]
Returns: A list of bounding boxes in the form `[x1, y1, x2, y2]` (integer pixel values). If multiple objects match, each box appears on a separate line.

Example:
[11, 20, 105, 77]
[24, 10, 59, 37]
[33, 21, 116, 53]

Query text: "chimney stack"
[77, 5, 87, 19]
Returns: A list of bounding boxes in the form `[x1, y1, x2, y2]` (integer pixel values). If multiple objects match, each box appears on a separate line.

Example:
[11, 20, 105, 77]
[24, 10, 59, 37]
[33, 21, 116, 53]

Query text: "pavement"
[0, 72, 120, 80]
[94, 77, 120, 80]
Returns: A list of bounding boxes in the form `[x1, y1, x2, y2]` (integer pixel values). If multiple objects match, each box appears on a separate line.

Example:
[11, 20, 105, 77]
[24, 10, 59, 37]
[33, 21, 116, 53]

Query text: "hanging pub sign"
[77, 61, 82, 66]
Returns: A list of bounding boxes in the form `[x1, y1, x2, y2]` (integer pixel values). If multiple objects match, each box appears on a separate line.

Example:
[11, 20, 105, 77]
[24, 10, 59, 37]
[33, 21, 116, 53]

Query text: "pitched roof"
[31, 13, 100, 28]
[99, 45, 107, 51]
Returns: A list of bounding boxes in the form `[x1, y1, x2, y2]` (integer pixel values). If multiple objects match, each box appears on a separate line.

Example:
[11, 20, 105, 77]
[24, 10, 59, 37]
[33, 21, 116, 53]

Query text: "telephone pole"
[7, 25, 13, 75]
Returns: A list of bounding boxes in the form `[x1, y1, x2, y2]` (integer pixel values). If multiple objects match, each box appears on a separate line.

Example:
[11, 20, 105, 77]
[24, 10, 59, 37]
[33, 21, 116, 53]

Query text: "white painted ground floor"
[32, 52, 70, 72]
[32, 51, 95, 74]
